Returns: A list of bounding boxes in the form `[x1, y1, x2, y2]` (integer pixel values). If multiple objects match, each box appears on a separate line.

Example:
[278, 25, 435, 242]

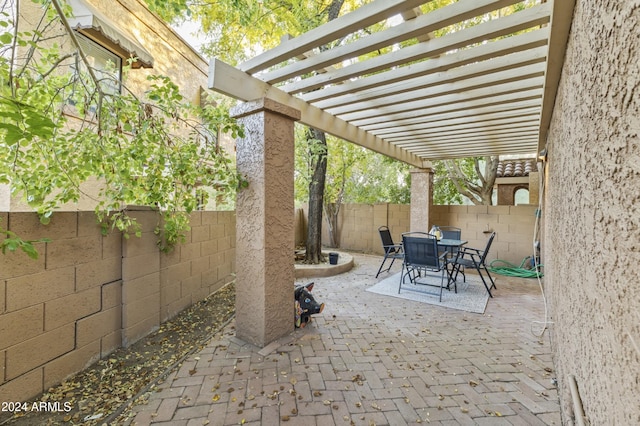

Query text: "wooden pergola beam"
[300, 28, 549, 104]
[538, 0, 577, 150]
[259, 0, 524, 85]
[280, 3, 551, 95]
[374, 111, 541, 137]
[238, 0, 428, 74]
[209, 58, 426, 167]
[326, 62, 546, 116]
[208, 0, 571, 162]
[362, 104, 541, 132]
[313, 47, 547, 111]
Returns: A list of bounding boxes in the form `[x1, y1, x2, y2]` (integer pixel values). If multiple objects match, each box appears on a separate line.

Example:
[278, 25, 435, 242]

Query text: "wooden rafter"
[209, 0, 573, 162]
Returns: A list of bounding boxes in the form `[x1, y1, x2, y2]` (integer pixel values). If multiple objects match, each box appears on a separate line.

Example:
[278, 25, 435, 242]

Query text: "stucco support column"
[409, 167, 434, 232]
[230, 98, 301, 348]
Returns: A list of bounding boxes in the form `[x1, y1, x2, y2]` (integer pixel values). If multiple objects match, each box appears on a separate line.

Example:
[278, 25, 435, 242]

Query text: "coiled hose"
[488, 257, 543, 278]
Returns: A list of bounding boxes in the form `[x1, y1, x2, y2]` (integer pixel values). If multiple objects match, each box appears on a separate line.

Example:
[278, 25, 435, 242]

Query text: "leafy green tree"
[433, 157, 499, 205]
[146, 0, 370, 263]
[432, 160, 464, 205]
[322, 135, 365, 248]
[343, 153, 411, 205]
[0, 0, 243, 255]
[146, 0, 363, 65]
[295, 130, 411, 246]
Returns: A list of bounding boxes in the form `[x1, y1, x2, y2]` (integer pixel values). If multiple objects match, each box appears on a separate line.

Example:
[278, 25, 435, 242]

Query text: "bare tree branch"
[443, 156, 499, 205]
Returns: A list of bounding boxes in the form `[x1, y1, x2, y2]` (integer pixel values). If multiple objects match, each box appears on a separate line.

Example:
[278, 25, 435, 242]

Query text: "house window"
[515, 188, 530, 205]
[75, 33, 122, 95]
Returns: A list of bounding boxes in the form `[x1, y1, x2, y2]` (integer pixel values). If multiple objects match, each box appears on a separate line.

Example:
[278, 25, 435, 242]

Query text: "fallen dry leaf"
[0, 284, 236, 426]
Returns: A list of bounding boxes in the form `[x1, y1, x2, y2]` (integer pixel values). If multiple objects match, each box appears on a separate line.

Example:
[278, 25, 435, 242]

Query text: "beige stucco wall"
[8, 0, 213, 212]
[86, 0, 208, 102]
[544, 1, 640, 425]
[232, 99, 298, 347]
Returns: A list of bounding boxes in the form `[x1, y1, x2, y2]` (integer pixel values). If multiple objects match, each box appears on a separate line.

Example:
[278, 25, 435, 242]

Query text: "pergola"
[208, 0, 575, 346]
[210, 0, 574, 166]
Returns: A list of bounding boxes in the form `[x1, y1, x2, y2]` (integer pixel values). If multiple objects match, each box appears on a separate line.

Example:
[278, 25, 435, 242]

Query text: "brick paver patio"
[126, 253, 561, 425]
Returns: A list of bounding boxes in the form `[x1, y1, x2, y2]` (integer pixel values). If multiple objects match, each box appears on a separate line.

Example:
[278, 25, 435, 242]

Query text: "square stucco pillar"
[231, 98, 301, 347]
[409, 167, 433, 232]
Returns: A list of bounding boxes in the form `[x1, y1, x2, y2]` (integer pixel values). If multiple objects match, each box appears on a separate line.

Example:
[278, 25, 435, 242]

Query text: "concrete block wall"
[299, 203, 412, 254]
[121, 209, 160, 347]
[314, 203, 536, 264]
[338, 204, 375, 253]
[430, 204, 538, 264]
[159, 211, 236, 324]
[0, 210, 236, 403]
[0, 212, 122, 402]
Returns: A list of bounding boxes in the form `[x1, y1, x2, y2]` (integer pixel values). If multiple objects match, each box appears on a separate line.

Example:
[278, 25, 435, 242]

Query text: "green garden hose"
[488, 257, 543, 278]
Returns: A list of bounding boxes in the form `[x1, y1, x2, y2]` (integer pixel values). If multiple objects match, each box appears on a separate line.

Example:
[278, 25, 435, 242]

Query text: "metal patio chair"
[450, 232, 497, 297]
[375, 226, 404, 278]
[438, 226, 465, 280]
[438, 226, 462, 240]
[399, 232, 453, 302]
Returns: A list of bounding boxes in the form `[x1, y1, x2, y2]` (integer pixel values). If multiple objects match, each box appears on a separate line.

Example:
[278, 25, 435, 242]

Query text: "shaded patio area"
[126, 253, 560, 425]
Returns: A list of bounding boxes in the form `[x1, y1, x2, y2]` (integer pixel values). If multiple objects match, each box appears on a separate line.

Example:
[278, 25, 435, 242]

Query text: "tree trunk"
[304, 127, 327, 263]
[303, 0, 344, 263]
[324, 202, 340, 248]
[445, 156, 499, 205]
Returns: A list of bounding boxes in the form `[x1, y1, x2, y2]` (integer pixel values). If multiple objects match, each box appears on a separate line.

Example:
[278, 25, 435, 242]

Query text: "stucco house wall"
[5, 0, 213, 211]
[544, 1, 640, 424]
[82, 0, 208, 101]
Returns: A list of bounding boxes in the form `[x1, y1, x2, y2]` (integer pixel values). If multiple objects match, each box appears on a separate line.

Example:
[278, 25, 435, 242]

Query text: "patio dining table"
[437, 238, 467, 290]
[437, 238, 467, 255]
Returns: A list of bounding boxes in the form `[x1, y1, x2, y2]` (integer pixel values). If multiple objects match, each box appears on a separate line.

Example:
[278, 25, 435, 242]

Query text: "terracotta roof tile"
[496, 159, 537, 177]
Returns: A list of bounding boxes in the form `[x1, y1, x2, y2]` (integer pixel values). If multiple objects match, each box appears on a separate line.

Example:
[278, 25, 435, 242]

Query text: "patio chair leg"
[451, 262, 463, 284]
[439, 269, 446, 302]
[398, 263, 406, 293]
[376, 255, 396, 278]
[485, 267, 497, 290]
[445, 263, 457, 293]
[477, 270, 493, 297]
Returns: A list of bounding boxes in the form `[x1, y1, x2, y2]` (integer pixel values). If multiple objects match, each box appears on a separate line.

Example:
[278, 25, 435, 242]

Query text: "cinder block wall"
[159, 211, 235, 323]
[0, 210, 235, 402]
[0, 212, 122, 402]
[305, 203, 537, 264]
[339, 204, 375, 253]
[430, 205, 539, 264]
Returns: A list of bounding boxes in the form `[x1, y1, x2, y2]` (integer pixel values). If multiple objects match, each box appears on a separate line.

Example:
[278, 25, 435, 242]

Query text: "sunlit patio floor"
[126, 252, 561, 425]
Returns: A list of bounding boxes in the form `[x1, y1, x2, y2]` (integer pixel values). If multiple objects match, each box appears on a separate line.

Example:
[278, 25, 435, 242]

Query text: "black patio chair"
[450, 232, 497, 297]
[438, 226, 465, 280]
[375, 226, 404, 278]
[399, 232, 453, 302]
[439, 226, 461, 240]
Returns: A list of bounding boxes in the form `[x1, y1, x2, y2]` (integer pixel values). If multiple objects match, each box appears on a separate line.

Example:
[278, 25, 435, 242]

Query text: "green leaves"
[0, 223, 51, 259]
[294, 129, 411, 206]
[433, 156, 499, 205]
[0, 97, 58, 146]
[0, 3, 244, 254]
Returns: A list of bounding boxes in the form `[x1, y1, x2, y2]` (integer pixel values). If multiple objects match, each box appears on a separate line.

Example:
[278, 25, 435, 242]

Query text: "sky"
[172, 20, 207, 53]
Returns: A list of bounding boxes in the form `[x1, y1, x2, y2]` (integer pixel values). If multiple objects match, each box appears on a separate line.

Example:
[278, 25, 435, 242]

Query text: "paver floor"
[126, 253, 561, 425]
